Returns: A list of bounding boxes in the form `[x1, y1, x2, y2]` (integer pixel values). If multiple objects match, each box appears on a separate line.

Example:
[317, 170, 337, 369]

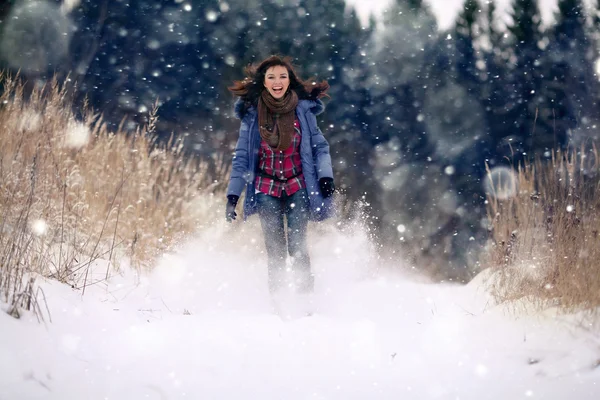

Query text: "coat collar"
[233, 97, 325, 120]
[298, 98, 325, 116]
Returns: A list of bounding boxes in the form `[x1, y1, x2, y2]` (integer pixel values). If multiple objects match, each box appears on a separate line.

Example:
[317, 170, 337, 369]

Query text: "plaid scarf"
[258, 89, 299, 151]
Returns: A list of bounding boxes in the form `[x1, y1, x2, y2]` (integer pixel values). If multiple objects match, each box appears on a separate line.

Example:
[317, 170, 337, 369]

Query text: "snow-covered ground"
[1, 220, 599, 399]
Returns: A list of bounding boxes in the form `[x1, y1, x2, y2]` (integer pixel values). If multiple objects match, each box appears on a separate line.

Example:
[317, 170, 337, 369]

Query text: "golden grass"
[483, 146, 600, 313]
[0, 73, 228, 315]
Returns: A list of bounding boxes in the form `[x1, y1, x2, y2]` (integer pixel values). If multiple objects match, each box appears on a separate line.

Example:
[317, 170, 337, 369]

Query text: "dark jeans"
[256, 188, 313, 292]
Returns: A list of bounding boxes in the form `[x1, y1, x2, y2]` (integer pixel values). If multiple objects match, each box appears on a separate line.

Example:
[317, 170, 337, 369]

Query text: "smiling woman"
[226, 55, 335, 294]
[264, 66, 290, 99]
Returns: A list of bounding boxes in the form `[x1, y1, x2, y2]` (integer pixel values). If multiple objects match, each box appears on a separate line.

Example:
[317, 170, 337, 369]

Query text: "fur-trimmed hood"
[233, 97, 325, 119]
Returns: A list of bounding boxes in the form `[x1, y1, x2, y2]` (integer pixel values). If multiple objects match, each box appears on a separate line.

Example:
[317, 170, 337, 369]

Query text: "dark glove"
[225, 195, 239, 222]
[318, 177, 335, 198]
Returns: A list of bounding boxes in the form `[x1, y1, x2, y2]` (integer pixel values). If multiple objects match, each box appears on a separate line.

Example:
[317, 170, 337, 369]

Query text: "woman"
[225, 55, 335, 294]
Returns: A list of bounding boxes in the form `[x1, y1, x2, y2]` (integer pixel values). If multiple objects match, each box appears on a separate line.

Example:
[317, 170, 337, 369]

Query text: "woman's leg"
[256, 193, 286, 292]
[285, 189, 312, 292]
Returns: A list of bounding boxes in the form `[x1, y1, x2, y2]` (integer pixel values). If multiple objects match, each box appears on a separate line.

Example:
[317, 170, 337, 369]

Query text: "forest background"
[1, 0, 598, 282]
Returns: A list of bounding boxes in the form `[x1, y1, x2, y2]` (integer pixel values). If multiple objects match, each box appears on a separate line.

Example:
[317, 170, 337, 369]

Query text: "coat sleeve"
[226, 118, 251, 197]
[308, 113, 334, 180]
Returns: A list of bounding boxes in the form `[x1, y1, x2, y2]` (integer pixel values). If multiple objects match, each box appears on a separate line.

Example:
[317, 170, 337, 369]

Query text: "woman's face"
[263, 65, 290, 99]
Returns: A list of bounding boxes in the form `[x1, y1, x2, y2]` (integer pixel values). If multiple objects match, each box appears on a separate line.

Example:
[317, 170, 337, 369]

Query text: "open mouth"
[272, 87, 284, 95]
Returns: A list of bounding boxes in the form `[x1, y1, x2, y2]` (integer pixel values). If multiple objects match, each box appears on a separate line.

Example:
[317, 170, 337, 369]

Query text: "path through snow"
[1, 220, 599, 399]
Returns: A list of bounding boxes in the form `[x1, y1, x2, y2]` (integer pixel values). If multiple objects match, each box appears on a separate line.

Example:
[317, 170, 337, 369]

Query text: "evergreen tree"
[594, 0, 600, 30]
[550, 0, 598, 146]
[504, 0, 548, 157]
[450, 0, 490, 169]
[68, 0, 225, 141]
[475, 0, 517, 165]
[365, 0, 447, 258]
[454, 0, 481, 89]
[368, 0, 437, 152]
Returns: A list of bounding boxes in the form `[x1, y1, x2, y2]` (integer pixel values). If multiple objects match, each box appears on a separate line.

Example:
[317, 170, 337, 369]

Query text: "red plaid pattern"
[255, 118, 306, 197]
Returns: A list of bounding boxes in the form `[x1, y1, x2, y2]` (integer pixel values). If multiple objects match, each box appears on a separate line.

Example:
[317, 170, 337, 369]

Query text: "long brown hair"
[228, 55, 330, 105]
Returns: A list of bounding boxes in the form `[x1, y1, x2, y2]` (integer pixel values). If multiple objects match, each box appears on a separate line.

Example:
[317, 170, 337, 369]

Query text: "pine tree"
[479, 0, 516, 164]
[504, 0, 548, 157]
[368, 0, 437, 151]
[551, 0, 599, 146]
[454, 0, 482, 90]
[69, 0, 225, 140]
[365, 0, 445, 257]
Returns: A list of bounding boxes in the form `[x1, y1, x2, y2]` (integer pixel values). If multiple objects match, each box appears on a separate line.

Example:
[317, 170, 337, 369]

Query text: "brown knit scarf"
[258, 89, 299, 151]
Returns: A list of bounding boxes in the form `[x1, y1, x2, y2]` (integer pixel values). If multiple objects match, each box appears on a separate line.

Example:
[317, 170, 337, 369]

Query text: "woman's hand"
[225, 195, 239, 222]
[318, 178, 335, 198]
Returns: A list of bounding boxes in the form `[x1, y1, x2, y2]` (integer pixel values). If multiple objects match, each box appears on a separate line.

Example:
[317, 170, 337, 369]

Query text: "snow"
[1, 221, 600, 399]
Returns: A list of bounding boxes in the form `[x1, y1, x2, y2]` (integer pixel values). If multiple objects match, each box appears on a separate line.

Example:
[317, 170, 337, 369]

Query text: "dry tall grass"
[483, 146, 600, 313]
[0, 74, 227, 317]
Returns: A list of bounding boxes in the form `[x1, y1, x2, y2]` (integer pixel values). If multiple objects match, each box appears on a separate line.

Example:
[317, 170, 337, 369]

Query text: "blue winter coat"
[226, 97, 334, 221]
